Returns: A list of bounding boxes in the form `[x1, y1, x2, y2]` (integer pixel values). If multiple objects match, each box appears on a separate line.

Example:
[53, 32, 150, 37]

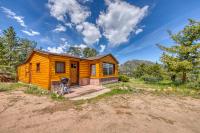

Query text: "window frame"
[36, 63, 40, 72]
[103, 63, 115, 76]
[55, 61, 65, 73]
[90, 64, 96, 76]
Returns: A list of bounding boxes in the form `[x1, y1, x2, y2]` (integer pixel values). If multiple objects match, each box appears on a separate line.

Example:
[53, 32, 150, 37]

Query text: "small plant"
[119, 75, 130, 82]
[50, 93, 65, 101]
[24, 85, 49, 96]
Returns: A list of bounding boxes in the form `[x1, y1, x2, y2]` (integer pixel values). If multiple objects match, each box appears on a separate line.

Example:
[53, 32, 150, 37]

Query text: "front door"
[70, 61, 79, 85]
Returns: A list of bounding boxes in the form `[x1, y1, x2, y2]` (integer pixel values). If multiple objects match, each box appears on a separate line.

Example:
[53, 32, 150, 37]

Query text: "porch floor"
[64, 85, 111, 100]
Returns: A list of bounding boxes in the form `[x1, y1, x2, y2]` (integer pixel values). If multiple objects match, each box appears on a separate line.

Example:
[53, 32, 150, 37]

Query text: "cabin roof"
[20, 49, 119, 65]
[33, 50, 82, 59]
[86, 54, 119, 63]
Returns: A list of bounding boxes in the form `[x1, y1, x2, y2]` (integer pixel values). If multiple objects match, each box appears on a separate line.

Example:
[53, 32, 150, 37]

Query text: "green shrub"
[50, 93, 65, 101]
[24, 85, 49, 96]
[119, 75, 130, 82]
[141, 74, 163, 83]
[186, 81, 200, 90]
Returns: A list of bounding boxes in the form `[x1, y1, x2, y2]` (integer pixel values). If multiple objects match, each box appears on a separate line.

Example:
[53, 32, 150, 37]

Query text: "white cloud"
[47, 0, 90, 24]
[47, 0, 101, 45]
[76, 24, 83, 32]
[78, 22, 101, 45]
[1, 6, 27, 27]
[47, 43, 70, 53]
[65, 23, 73, 28]
[78, 0, 93, 4]
[74, 44, 87, 49]
[22, 29, 40, 36]
[1, 6, 41, 37]
[60, 38, 67, 42]
[97, 1, 148, 46]
[99, 44, 106, 53]
[135, 28, 143, 35]
[53, 24, 66, 32]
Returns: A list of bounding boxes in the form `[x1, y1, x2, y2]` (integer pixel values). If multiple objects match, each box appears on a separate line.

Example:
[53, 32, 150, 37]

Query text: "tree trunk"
[182, 72, 187, 83]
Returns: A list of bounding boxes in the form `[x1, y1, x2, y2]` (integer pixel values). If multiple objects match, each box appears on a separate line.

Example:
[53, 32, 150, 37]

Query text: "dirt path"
[0, 90, 200, 133]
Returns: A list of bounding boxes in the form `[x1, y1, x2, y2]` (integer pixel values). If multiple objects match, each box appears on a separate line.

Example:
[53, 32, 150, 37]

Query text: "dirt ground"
[0, 90, 200, 133]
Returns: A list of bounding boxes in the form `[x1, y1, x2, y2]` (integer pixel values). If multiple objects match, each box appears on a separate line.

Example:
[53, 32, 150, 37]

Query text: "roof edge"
[18, 50, 119, 66]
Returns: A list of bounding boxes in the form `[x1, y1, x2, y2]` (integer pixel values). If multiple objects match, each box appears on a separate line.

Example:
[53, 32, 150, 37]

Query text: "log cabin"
[17, 50, 119, 90]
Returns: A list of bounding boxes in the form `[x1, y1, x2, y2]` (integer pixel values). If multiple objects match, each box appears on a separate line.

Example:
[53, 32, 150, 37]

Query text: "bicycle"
[55, 78, 70, 96]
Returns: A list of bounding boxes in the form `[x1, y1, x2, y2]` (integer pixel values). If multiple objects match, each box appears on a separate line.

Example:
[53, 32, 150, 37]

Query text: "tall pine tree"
[0, 26, 36, 74]
[157, 19, 200, 83]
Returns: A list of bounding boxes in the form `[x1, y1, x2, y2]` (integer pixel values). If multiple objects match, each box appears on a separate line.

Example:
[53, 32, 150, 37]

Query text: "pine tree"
[0, 27, 36, 75]
[1, 26, 18, 73]
[157, 19, 200, 83]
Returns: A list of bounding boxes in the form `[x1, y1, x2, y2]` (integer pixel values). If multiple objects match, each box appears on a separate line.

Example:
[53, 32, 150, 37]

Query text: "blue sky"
[0, 0, 200, 64]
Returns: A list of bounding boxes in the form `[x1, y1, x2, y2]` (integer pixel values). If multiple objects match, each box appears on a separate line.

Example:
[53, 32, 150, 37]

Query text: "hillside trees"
[157, 19, 200, 83]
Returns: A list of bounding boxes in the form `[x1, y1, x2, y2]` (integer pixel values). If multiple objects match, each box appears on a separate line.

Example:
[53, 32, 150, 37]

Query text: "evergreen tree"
[2, 26, 18, 68]
[17, 38, 36, 63]
[157, 19, 200, 83]
[0, 26, 36, 74]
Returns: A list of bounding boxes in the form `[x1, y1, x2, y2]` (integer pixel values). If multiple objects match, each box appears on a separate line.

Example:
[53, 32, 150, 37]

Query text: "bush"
[119, 75, 130, 82]
[50, 93, 65, 101]
[186, 81, 200, 90]
[24, 85, 49, 96]
[141, 75, 163, 83]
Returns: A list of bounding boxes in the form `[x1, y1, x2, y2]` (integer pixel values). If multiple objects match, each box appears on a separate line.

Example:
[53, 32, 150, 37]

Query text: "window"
[91, 64, 96, 76]
[55, 62, 65, 73]
[71, 64, 77, 68]
[103, 63, 114, 76]
[36, 63, 40, 72]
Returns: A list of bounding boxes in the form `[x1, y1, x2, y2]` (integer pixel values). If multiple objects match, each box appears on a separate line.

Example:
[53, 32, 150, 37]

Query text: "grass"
[24, 85, 65, 101]
[1, 78, 199, 104]
[0, 82, 65, 101]
[0, 82, 28, 92]
[50, 93, 65, 101]
[24, 85, 49, 96]
[105, 78, 200, 99]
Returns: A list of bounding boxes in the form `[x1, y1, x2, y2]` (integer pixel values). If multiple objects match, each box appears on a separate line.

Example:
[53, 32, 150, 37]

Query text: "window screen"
[103, 63, 114, 75]
[55, 62, 65, 73]
[91, 64, 96, 76]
